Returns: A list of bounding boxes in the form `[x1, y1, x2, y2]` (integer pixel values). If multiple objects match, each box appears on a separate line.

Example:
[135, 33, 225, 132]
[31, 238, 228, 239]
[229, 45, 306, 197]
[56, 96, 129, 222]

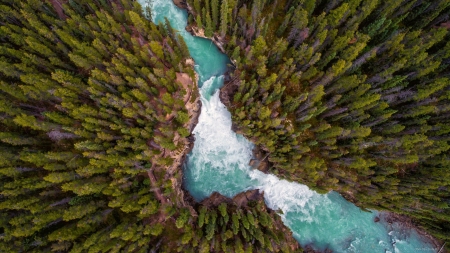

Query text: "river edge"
[379, 212, 444, 252]
[168, 0, 444, 252]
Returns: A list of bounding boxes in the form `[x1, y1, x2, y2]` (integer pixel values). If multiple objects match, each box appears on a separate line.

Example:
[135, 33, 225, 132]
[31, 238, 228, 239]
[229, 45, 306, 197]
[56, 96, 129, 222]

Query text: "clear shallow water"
[138, 1, 437, 252]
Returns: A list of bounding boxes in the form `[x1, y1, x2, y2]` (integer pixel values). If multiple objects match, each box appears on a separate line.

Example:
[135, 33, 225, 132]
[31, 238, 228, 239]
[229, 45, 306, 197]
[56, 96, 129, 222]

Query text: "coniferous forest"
[0, 0, 300, 252]
[183, 0, 450, 248]
[1, 0, 450, 252]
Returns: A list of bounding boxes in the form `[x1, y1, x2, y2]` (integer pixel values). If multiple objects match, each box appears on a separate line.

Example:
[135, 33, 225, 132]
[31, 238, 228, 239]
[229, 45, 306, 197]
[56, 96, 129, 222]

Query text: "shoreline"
[171, 59, 202, 209]
[185, 25, 228, 54]
[379, 212, 445, 252]
[173, 0, 228, 54]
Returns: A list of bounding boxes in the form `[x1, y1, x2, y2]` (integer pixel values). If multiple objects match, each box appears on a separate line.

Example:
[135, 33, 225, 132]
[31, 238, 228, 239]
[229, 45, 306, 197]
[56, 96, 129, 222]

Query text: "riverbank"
[143, 57, 202, 210]
[219, 74, 274, 175]
[185, 26, 227, 53]
[173, 0, 228, 54]
[379, 212, 445, 252]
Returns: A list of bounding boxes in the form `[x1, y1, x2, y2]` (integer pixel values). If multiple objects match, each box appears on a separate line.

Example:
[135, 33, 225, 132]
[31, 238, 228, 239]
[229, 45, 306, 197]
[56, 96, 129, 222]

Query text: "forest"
[0, 0, 301, 252]
[182, 0, 450, 248]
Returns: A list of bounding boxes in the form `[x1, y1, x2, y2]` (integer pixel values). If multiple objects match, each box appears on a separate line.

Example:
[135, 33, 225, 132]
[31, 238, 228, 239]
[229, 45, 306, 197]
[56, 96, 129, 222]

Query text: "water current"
[138, 0, 437, 252]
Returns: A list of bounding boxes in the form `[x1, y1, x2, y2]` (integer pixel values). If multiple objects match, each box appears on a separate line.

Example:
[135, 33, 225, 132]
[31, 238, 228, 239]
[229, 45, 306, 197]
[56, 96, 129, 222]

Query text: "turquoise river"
[138, 0, 438, 252]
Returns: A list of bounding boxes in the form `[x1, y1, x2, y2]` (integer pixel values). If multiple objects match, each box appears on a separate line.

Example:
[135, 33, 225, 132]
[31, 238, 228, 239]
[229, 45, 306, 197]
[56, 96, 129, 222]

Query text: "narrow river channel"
[138, 0, 437, 252]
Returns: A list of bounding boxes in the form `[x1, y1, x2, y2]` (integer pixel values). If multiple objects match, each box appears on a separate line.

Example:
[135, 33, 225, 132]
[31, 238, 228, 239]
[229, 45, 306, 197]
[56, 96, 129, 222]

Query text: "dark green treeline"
[185, 0, 450, 245]
[0, 0, 301, 252]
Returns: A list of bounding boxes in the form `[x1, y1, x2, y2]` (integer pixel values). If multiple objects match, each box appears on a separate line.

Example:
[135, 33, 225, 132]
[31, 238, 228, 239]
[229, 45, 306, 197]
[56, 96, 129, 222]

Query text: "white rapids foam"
[249, 171, 326, 222]
[190, 76, 254, 178]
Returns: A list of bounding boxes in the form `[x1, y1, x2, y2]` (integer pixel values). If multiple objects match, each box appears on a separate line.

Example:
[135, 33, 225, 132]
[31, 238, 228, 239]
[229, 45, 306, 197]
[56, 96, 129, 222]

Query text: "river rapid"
[137, 0, 437, 252]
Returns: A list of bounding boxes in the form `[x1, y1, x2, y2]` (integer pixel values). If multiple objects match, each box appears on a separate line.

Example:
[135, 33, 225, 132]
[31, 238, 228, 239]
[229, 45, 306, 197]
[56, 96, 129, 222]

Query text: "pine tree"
[220, 0, 228, 37]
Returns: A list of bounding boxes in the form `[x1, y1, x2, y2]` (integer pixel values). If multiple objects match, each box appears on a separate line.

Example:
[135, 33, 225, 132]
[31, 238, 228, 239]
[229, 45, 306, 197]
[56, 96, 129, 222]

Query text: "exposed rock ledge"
[172, 0, 187, 9]
[165, 59, 202, 209]
[201, 189, 264, 208]
[249, 145, 271, 173]
[185, 25, 227, 53]
[173, 0, 227, 53]
[378, 212, 445, 253]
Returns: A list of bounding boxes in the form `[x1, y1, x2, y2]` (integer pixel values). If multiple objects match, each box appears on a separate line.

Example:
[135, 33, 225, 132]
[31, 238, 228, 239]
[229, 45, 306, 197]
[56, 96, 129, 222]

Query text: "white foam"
[189, 76, 253, 179]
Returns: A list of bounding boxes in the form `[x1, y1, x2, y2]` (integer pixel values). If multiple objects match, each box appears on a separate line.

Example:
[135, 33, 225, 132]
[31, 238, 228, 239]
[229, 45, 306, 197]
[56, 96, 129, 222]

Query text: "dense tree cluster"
[176, 193, 301, 253]
[185, 0, 450, 245]
[0, 0, 191, 251]
[0, 0, 301, 252]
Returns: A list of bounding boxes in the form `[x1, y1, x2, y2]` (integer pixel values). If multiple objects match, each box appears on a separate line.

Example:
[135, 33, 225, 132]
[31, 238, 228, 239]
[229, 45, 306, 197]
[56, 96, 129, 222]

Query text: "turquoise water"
[138, 1, 437, 252]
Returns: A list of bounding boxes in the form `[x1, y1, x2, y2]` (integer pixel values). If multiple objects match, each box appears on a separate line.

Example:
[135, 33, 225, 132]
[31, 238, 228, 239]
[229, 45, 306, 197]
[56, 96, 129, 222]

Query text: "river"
[137, 0, 437, 252]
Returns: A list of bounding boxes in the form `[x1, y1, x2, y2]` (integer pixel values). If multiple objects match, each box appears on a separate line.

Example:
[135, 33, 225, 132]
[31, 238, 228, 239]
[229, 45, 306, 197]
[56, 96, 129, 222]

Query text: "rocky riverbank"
[185, 25, 227, 53]
[378, 212, 446, 253]
[249, 145, 271, 173]
[169, 59, 202, 208]
[173, 0, 228, 53]
[218, 74, 273, 174]
[172, 0, 184, 8]
[200, 189, 264, 207]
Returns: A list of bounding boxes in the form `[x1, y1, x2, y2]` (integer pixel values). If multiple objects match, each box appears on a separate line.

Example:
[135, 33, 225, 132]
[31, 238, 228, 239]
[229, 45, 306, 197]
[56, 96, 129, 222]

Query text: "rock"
[233, 189, 264, 207]
[303, 246, 334, 253]
[219, 79, 238, 107]
[185, 58, 194, 66]
[249, 159, 257, 167]
[229, 122, 243, 135]
[185, 25, 226, 53]
[257, 159, 270, 173]
[252, 146, 264, 160]
[211, 35, 226, 53]
[172, 0, 186, 9]
[374, 216, 380, 222]
[186, 26, 207, 38]
[250, 146, 270, 173]
[199, 190, 265, 209]
[200, 192, 234, 207]
[379, 212, 443, 250]
[180, 185, 197, 205]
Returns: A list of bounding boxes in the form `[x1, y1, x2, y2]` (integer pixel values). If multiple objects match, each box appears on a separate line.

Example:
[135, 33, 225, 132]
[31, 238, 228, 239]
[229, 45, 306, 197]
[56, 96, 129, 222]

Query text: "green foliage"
[0, 0, 200, 252]
[186, 196, 301, 252]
